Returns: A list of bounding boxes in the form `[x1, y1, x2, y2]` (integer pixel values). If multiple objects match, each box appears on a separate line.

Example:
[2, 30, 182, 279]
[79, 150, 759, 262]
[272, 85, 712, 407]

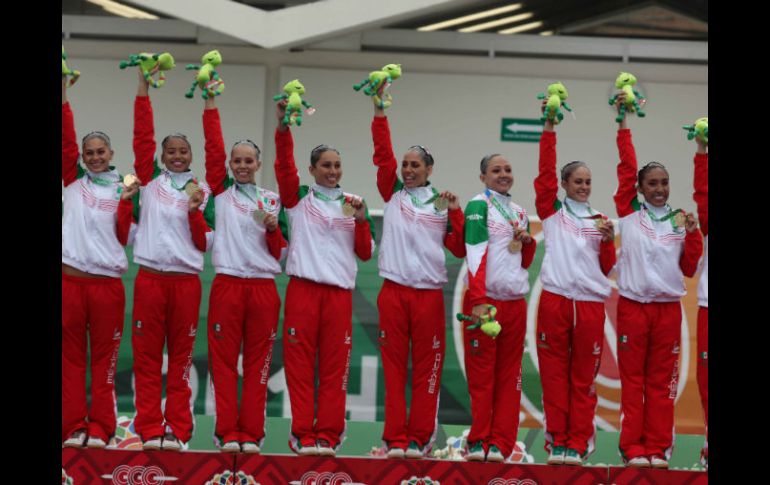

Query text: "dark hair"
[161, 132, 192, 151]
[310, 144, 340, 167]
[82, 131, 112, 149]
[232, 139, 261, 159]
[637, 161, 668, 185]
[479, 153, 502, 174]
[407, 145, 435, 166]
[560, 161, 589, 182]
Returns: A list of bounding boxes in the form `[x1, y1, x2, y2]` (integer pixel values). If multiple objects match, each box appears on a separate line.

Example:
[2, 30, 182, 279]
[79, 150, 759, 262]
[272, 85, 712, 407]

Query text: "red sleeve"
[443, 207, 466, 257]
[693, 153, 708, 236]
[521, 238, 537, 269]
[188, 210, 210, 252]
[61, 102, 79, 187]
[535, 130, 558, 219]
[133, 96, 157, 185]
[203, 108, 227, 196]
[614, 129, 639, 217]
[116, 198, 134, 246]
[372, 116, 398, 202]
[266, 228, 287, 261]
[599, 239, 617, 275]
[467, 250, 488, 308]
[274, 128, 300, 208]
[679, 229, 703, 277]
[354, 220, 373, 261]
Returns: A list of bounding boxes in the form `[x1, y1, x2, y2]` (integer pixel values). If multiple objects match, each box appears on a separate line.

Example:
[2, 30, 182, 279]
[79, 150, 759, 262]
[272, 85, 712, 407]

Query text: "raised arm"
[535, 114, 559, 219]
[613, 96, 639, 218]
[133, 68, 157, 185]
[61, 76, 80, 187]
[693, 141, 708, 236]
[203, 96, 228, 196]
[273, 100, 300, 209]
[371, 102, 401, 202]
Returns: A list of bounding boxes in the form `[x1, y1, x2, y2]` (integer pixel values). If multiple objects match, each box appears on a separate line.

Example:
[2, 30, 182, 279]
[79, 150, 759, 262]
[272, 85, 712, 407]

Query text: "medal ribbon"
[235, 184, 267, 211]
[406, 186, 439, 208]
[563, 198, 603, 221]
[86, 171, 120, 187]
[313, 188, 347, 206]
[643, 203, 683, 229]
[166, 171, 197, 192]
[485, 189, 521, 228]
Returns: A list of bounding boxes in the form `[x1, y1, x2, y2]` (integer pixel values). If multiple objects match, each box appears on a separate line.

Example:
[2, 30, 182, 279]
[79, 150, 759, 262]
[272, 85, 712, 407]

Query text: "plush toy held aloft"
[62, 46, 81, 87]
[273, 79, 315, 126]
[537, 82, 572, 124]
[353, 64, 402, 109]
[683, 117, 708, 145]
[119, 52, 176, 88]
[457, 304, 502, 338]
[609, 72, 647, 122]
[185, 50, 225, 99]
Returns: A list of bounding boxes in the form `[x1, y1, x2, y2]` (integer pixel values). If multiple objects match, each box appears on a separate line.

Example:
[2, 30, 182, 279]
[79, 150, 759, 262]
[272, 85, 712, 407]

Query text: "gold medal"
[433, 196, 449, 211]
[342, 202, 356, 217]
[673, 211, 686, 227]
[185, 183, 200, 198]
[123, 173, 139, 187]
[508, 239, 522, 253]
[253, 209, 267, 223]
[595, 218, 605, 230]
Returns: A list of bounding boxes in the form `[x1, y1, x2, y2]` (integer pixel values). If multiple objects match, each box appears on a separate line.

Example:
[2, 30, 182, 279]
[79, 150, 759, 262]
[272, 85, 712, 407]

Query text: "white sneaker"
[297, 443, 319, 456]
[405, 442, 424, 459]
[649, 455, 669, 469]
[627, 456, 651, 468]
[464, 442, 485, 462]
[486, 445, 504, 463]
[563, 448, 583, 466]
[317, 439, 336, 457]
[142, 437, 163, 451]
[547, 446, 566, 465]
[161, 434, 182, 452]
[387, 447, 405, 459]
[63, 430, 87, 448]
[86, 437, 107, 449]
[241, 442, 260, 454]
[221, 441, 241, 453]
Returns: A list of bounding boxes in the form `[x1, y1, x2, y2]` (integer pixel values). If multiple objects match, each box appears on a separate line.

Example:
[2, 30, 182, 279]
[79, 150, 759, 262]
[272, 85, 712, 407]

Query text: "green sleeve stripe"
[76, 164, 86, 179]
[203, 195, 216, 230]
[631, 198, 641, 212]
[553, 199, 562, 211]
[278, 206, 290, 241]
[132, 191, 141, 222]
[393, 178, 403, 194]
[298, 185, 310, 200]
[223, 175, 234, 190]
[152, 158, 162, 180]
[464, 200, 488, 245]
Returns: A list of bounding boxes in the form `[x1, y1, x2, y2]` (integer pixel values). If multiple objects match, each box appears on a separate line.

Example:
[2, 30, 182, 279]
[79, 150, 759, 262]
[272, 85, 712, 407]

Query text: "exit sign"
[501, 118, 544, 142]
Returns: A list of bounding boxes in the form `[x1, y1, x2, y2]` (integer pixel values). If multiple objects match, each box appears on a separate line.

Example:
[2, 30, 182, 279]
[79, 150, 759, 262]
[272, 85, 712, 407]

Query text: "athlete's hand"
[120, 177, 141, 200]
[514, 227, 533, 244]
[598, 218, 614, 242]
[439, 191, 460, 210]
[471, 304, 488, 324]
[188, 188, 204, 212]
[351, 196, 367, 223]
[264, 213, 278, 232]
[684, 212, 698, 233]
[276, 99, 288, 130]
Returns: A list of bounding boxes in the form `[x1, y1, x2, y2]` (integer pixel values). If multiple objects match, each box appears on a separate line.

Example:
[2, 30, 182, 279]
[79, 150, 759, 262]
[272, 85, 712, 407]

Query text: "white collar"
[312, 183, 343, 198]
[564, 196, 592, 217]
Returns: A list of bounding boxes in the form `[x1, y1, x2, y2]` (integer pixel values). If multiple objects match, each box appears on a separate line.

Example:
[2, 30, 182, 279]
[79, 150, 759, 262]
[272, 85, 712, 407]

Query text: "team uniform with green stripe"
[274, 127, 375, 453]
[61, 102, 133, 444]
[130, 96, 214, 445]
[462, 189, 537, 460]
[371, 116, 465, 454]
[614, 128, 703, 463]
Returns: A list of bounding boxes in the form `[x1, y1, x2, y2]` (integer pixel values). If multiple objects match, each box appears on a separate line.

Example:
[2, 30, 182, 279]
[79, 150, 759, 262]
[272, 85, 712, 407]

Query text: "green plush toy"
[119, 52, 176, 88]
[683, 117, 708, 145]
[609, 72, 647, 122]
[273, 79, 315, 126]
[353, 64, 403, 109]
[457, 304, 502, 338]
[537, 82, 572, 124]
[185, 50, 225, 99]
[62, 46, 80, 87]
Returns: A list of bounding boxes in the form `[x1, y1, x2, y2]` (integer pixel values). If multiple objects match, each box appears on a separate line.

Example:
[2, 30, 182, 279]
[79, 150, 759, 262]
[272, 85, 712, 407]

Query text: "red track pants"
[207, 274, 280, 446]
[617, 297, 681, 461]
[536, 290, 605, 457]
[462, 293, 526, 459]
[62, 273, 125, 442]
[697, 306, 708, 459]
[283, 277, 352, 452]
[131, 269, 201, 444]
[378, 279, 445, 451]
